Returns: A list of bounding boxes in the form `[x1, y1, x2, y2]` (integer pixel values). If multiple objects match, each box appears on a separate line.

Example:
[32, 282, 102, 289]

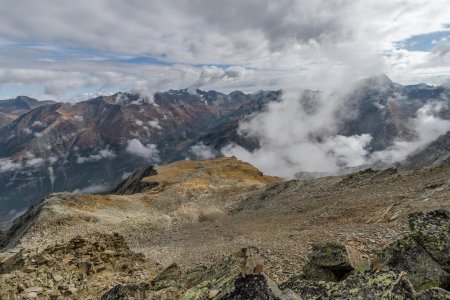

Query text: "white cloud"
[370, 102, 450, 164]
[147, 120, 161, 130]
[76, 148, 116, 164]
[121, 172, 132, 180]
[74, 115, 84, 122]
[73, 184, 110, 194]
[222, 90, 368, 177]
[0, 155, 57, 173]
[0, 1, 447, 97]
[0, 158, 23, 172]
[189, 143, 216, 160]
[26, 157, 45, 167]
[126, 139, 160, 161]
[222, 90, 450, 178]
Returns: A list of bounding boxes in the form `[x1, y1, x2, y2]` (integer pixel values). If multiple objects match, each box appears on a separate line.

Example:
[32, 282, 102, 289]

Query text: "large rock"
[219, 273, 299, 300]
[0, 233, 147, 299]
[101, 247, 268, 300]
[416, 288, 450, 300]
[283, 270, 417, 300]
[408, 210, 450, 272]
[379, 235, 449, 291]
[101, 283, 153, 300]
[300, 242, 368, 282]
[112, 165, 158, 195]
[379, 210, 450, 291]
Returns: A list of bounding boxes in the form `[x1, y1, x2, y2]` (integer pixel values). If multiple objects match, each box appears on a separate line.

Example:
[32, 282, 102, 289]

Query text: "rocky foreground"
[0, 210, 449, 299]
[0, 157, 449, 299]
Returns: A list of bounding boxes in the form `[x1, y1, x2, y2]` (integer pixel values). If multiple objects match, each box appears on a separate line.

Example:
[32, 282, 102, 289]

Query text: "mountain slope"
[0, 96, 54, 128]
[1, 158, 450, 298]
[338, 75, 450, 151]
[404, 130, 450, 167]
[0, 90, 280, 225]
[1, 77, 449, 225]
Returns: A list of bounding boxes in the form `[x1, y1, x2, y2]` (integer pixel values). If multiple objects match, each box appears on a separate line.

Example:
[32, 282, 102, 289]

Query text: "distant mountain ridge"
[0, 77, 450, 225]
[0, 89, 282, 225]
[0, 96, 54, 128]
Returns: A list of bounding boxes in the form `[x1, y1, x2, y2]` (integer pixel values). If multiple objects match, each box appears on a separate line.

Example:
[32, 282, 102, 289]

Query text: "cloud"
[72, 184, 110, 194]
[0, 155, 57, 173]
[147, 120, 161, 130]
[189, 143, 216, 160]
[222, 90, 369, 177]
[126, 139, 160, 161]
[222, 89, 450, 178]
[74, 115, 84, 122]
[0, 1, 448, 98]
[369, 101, 450, 164]
[76, 148, 116, 164]
[0, 158, 23, 172]
[26, 157, 45, 167]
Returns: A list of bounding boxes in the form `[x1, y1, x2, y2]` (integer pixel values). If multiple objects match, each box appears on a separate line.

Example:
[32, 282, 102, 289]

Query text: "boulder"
[219, 273, 299, 300]
[408, 210, 450, 272]
[101, 247, 268, 300]
[301, 242, 368, 282]
[101, 283, 152, 300]
[283, 270, 417, 300]
[150, 263, 182, 291]
[416, 288, 450, 300]
[379, 235, 449, 291]
[379, 210, 450, 291]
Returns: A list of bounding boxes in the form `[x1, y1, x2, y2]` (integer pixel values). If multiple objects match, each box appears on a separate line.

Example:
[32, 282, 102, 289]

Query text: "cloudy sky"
[0, 0, 449, 100]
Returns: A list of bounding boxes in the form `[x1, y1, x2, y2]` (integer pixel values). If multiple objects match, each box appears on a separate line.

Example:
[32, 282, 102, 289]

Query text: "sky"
[0, 0, 449, 101]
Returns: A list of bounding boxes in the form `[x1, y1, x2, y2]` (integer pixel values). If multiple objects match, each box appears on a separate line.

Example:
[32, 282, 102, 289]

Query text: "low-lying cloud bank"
[222, 89, 450, 178]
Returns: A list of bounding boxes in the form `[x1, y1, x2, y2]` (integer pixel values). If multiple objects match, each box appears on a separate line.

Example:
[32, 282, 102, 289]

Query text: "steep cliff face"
[113, 166, 158, 195]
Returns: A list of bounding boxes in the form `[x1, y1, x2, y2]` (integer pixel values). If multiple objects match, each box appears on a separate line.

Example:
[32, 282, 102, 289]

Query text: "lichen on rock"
[408, 210, 450, 272]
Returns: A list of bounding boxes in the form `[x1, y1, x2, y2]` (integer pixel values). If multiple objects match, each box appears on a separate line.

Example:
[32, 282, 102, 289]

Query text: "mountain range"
[0, 76, 450, 225]
[0, 76, 450, 298]
[0, 89, 281, 225]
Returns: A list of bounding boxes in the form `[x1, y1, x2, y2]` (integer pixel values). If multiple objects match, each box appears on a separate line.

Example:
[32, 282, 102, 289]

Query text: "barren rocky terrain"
[0, 157, 449, 298]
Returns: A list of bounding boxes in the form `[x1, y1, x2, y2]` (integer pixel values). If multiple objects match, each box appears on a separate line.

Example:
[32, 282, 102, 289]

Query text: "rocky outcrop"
[282, 270, 417, 300]
[0, 233, 149, 299]
[219, 273, 296, 300]
[1, 208, 449, 299]
[404, 131, 450, 167]
[379, 210, 450, 291]
[101, 247, 266, 300]
[300, 243, 368, 282]
[112, 165, 158, 195]
[408, 210, 450, 272]
[0, 197, 45, 250]
[99, 210, 450, 299]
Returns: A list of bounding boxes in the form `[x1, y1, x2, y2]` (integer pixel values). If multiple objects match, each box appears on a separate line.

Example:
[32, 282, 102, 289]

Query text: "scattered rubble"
[0, 233, 154, 299]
